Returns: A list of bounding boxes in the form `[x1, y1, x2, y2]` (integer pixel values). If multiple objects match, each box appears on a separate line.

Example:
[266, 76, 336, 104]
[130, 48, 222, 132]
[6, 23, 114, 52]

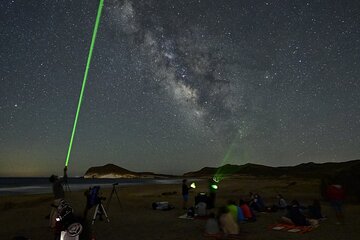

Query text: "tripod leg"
[91, 205, 99, 225]
[100, 204, 110, 222]
[114, 189, 122, 209]
[106, 188, 114, 210]
[64, 182, 71, 192]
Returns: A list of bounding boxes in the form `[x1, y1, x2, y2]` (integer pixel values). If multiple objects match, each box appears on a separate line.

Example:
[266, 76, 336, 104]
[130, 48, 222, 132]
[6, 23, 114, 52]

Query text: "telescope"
[212, 176, 220, 183]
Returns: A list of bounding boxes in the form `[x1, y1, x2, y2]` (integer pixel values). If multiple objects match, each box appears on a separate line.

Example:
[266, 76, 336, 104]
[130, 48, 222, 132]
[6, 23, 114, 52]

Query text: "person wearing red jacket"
[326, 183, 345, 224]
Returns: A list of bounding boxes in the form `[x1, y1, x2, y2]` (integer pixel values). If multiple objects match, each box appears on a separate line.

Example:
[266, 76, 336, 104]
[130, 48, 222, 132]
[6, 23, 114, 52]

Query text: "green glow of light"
[65, 0, 104, 167]
[213, 130, 249, 182]
[213, 176, 220, 183]
[211, 184, 218, 190]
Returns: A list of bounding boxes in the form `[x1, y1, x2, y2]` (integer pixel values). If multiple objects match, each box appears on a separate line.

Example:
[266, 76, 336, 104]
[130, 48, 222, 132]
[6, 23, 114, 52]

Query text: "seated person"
[250, 193, 266, 212]
[236, 205, 245, 223]
[204, 213, 221, 236]
[281, 200, 318, 226]
[218, 206, 239, 235]
[277, 194, 287, 209]
[307, 199, 324, 219]
[239, 199, 255, 221]
[227, 200, 245, 222]
[227, 200, 238, 221]
[269, 194, 287, 212]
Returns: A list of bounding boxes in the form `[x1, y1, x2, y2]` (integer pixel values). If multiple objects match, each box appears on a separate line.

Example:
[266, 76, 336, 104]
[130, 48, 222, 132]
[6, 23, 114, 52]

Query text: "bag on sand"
[187, 207, 195, 217]
[152, 201, 174, 211]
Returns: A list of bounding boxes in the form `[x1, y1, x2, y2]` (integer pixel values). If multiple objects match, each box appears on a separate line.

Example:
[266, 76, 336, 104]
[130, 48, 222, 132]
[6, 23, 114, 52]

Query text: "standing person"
[182, 179, 191, 210]
[326, 181, 345, 224]
[208, 178, 217, 209]
[49, 166, 68, 228]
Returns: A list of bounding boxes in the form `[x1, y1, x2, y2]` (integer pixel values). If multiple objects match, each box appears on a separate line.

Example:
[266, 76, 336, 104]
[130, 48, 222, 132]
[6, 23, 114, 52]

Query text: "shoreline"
[0, 177, 192, 196]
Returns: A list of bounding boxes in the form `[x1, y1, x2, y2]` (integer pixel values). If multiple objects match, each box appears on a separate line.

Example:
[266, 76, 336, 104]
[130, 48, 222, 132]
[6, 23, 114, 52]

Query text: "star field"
[1, 0, 360, 176]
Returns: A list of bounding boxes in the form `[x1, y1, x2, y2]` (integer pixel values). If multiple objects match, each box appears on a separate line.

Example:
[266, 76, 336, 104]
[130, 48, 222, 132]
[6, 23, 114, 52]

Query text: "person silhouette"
[48, 166, 68, 228]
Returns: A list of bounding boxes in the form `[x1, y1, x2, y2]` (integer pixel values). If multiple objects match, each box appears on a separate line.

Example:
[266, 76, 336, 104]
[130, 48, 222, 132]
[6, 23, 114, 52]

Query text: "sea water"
[0, 177, 184, 196]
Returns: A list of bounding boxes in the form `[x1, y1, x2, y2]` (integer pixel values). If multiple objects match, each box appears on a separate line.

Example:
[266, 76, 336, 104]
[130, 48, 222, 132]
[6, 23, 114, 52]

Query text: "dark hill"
[85, 164, 134, 175]
[184, 167, 217, 177]
[184, 163, 281, 178]
[184, 159, 360, 179]
[84, 164, 175, 179]
[184, 160, 360, 200]
[279, 160, 360, 178]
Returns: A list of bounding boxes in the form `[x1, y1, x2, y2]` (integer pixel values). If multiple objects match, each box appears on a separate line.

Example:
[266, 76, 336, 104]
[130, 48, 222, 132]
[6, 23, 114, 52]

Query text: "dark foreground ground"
[1, 176, 359, 240]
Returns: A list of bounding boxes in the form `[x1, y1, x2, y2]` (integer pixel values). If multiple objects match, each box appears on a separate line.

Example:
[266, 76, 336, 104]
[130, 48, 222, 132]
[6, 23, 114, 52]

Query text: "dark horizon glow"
[0, 1, 359, 177]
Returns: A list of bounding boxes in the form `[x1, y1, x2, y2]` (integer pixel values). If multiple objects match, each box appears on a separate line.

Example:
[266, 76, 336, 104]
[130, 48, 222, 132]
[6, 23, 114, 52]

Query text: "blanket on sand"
[269, 223, 316, 234]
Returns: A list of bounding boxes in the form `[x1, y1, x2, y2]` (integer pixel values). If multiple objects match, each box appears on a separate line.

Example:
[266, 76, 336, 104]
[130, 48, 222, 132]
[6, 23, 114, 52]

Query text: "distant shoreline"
[0, 177, 187, 196]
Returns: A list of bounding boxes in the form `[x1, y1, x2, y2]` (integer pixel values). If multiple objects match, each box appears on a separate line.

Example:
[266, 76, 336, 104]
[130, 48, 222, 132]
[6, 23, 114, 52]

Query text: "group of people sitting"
[202, 192, 326, 238]
[247, 192, 325, 226]
[203, 197, 258, 238]
[280, 199, 324, 227]
[253, 193, 326, 225]
[249, 193, 287, 212]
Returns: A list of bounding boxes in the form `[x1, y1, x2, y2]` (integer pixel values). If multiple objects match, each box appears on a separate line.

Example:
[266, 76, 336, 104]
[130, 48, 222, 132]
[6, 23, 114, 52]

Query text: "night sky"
[1, 0, 360, 177]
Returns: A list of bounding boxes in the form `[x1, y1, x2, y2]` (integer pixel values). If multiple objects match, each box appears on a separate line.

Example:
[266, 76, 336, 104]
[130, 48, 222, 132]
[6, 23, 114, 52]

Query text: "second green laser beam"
[65, 0, 104, 167]
[213, 129, 245, 182]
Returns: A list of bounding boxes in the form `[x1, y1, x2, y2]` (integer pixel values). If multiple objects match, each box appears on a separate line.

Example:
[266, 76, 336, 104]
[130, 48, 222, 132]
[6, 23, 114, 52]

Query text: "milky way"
[1, 0, 360, 176]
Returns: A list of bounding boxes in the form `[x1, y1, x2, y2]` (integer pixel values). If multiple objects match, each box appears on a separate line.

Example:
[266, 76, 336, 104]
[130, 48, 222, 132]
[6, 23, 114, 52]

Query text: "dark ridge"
[183, 159, 360, 178]
[85, 164, 135, 176]
[84, 164, 177, 178]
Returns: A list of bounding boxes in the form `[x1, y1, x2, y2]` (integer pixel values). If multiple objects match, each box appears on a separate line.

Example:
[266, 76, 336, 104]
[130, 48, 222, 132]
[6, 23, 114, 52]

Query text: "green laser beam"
[65, 0, 104, 167]
[213, 130, 247, 182]
[215, 141, 238, 177]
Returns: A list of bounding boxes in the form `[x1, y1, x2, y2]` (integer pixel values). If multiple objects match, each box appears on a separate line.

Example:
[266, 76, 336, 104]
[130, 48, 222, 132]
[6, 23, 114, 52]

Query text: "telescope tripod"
[91, 201, 110, 225]
[106, 183, 122, 210]
[64, 181, 71, 192]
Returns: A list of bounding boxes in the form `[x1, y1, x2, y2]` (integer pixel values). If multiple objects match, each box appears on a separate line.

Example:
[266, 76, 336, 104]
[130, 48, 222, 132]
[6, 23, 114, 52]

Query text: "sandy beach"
[1, 177, 359, 240]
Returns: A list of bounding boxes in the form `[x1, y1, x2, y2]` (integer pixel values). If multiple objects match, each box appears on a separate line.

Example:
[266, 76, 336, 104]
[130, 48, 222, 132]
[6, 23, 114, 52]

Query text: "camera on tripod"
[84, 186, 110, 225]
[86, 186, 105, 207]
